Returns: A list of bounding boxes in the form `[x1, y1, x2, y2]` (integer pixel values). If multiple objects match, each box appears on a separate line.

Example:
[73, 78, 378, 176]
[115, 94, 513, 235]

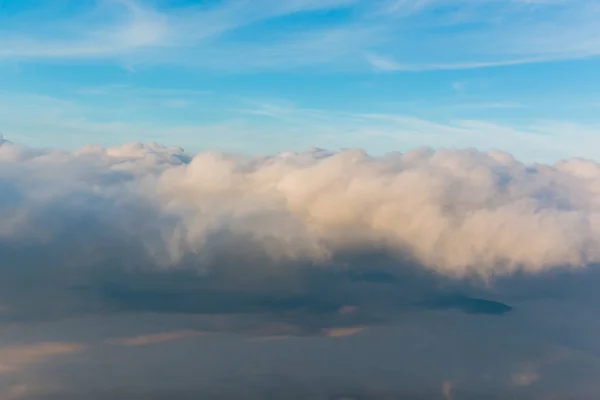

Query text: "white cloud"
[0, 1, 171, 59]
[3, 139, 600, 281]
[0, 0, 362, 65]
[365, 53, 404, 71]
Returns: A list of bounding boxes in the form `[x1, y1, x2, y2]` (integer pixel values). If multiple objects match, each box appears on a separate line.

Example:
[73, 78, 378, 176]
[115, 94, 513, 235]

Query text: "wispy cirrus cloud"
[0, 0, 359, 62]
[1, 0, 599, 71]
[2, 90, 599, 162]
[240, 100, 600, 162]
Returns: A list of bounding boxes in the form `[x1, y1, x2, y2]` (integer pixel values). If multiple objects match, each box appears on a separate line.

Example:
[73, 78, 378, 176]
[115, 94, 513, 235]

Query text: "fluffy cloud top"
[1, 140, 600, 280]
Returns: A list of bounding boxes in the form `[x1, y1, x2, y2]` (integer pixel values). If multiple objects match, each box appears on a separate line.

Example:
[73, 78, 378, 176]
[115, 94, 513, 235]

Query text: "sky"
[3, 1, 600, 399]
[0, 0, 600, 161]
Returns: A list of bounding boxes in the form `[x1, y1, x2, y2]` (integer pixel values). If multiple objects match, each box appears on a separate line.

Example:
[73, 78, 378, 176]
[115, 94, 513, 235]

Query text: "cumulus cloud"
[1, 139, 600, 278]
[4, 138, 600, 339]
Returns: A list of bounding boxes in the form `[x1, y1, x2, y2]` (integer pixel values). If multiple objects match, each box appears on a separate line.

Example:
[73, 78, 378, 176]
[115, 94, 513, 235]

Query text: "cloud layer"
[2, 140, 599, 278]
[1, 138, 599, 330]
[2, 139, 600, 398]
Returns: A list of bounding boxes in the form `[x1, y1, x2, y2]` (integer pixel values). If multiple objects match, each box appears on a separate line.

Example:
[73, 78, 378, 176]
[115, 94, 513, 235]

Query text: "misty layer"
[1, 139, 599, 278]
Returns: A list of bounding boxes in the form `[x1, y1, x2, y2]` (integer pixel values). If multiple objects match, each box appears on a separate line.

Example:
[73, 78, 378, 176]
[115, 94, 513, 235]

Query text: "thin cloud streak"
[366, 53, 590, 72]
[105, 331, 206, 347]
[0, 343, 84, 374]
[2, 91, 600, 162]
[323, 327, 366, 338]
[1, 0, 598, 71]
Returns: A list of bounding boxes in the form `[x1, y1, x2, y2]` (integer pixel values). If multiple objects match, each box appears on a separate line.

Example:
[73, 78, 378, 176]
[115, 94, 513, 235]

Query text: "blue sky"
[1, 0, 600, 161]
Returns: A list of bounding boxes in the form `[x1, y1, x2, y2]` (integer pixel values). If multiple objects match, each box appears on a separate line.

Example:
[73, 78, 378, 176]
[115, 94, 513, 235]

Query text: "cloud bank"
[1, 139, 599, 278]
[2, 139, 600, 398]
[0, 138, 598, 332]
